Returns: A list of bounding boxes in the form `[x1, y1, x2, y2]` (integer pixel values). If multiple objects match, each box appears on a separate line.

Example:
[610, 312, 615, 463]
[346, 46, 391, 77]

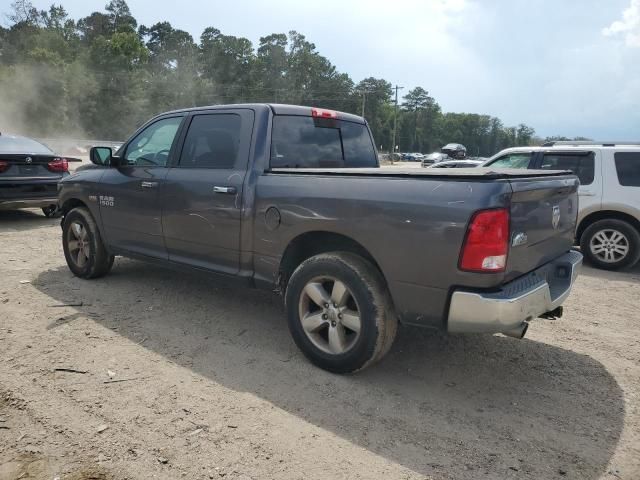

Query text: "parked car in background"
[58, 104, 582, 373]
[403, 152, 424, 162]
[0, 133, 77, 217]
[421, 152, 449, 167]
[430, 159, 483, 168]
[483, 141, 640, 270]
[441, 143, 467, 159]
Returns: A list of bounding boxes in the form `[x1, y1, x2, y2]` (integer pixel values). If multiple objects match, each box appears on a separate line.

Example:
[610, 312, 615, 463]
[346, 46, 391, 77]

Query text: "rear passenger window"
[614, 152, 640, 187]
[270, 116, 377, 168]
[179, 114, 241, 169]
[540, 152, 595, 185]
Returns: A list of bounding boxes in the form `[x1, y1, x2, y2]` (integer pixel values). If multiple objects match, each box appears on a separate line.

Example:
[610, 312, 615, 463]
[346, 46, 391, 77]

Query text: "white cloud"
[603, 0, 640, 47]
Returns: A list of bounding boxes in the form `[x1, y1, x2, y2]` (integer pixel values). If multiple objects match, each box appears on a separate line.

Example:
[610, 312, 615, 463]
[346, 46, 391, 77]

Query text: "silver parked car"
[421, 152, 449, 167]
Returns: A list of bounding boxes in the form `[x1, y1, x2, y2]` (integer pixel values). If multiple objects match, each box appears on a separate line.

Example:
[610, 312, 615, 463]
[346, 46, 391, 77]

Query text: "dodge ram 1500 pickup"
[58, 104, 582, 373]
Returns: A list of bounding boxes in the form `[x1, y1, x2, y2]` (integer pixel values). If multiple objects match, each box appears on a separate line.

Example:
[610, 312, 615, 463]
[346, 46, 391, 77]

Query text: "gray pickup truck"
[58, 104, 582, 373]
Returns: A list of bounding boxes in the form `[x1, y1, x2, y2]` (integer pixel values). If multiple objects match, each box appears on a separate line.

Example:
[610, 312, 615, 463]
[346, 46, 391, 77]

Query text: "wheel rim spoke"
[67, 240, 80, 252]
[331, 280, 349, 307]
[328, 324, 347, 354]
[340, 310, 361, 333]
[76, 248, 87, 267]
[71, 223, 82, 240]
[301, 312, 326, 333]
[595, 232, 608, 243]
[304, 282, 330, 308]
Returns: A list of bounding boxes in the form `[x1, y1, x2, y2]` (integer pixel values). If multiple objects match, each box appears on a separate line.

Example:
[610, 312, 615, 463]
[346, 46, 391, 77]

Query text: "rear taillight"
[311, 107, 338, 119]
[0, 161, 8, 173]
[47, 157, 68, 173]
[459, 208, 510, 272]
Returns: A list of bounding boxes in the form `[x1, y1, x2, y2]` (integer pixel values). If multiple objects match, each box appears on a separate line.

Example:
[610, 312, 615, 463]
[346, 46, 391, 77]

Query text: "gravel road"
[1, 209, 639, 480]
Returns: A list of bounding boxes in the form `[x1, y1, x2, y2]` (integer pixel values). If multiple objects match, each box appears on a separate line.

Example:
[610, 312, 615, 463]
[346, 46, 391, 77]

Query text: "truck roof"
[156, 103, 366, 124]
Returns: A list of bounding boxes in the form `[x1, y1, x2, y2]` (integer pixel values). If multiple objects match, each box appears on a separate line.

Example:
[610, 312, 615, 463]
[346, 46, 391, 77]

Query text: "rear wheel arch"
[576, 210, 640, 243]
[278, 231, 388, 293]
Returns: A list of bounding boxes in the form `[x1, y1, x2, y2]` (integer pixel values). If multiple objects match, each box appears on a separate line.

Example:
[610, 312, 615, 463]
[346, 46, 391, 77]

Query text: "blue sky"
[2, 0, 639, 139]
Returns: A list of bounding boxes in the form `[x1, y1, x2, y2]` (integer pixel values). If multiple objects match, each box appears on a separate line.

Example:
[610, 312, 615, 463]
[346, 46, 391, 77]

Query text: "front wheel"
[62, 207, 114, 279]
[285, 252, 398, 373]
[580, 219, 640, 270]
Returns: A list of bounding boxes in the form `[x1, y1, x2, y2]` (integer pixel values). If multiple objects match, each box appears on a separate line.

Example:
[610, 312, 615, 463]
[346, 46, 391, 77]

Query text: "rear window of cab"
[270, 115, 377, 169]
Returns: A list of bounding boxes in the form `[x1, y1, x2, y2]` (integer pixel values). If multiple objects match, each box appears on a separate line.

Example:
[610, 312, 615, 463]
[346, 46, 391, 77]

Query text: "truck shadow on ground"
[0, 209, 58, 232]
[579, 262, 640, 283]
[35, 260, 624, 479]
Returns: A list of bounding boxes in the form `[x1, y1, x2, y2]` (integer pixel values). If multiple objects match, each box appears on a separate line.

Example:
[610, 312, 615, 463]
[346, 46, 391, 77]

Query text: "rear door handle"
[141, 181, 158, 189]
[213, 186, 237, 194]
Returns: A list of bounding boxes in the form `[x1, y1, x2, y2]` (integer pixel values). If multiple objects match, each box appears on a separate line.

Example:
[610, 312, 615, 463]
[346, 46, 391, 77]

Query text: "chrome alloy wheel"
[298, 276, 362, 355]
[589, 228, 630, 264]
[67, 221, 90, 268]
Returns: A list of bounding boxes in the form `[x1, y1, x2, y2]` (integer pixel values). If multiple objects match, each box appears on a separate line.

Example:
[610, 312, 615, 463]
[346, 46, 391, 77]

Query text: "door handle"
[579, 191, 596, 197]
[141, 181, 158, 189]
[213, 186, 237, 194]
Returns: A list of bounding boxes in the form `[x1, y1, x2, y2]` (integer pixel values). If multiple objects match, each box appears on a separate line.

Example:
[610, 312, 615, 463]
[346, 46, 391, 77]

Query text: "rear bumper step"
[447, 250, 582, 335]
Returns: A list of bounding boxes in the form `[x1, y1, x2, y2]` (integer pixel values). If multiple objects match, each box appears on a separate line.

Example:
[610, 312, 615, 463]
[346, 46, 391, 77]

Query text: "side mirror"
[89, 146, 113, 166]
[89, 147, 123, 167]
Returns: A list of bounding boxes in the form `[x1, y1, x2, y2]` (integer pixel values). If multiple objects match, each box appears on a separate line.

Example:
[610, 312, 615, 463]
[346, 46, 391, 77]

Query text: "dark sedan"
[0, 133, 71, 217]
[441, 143, 467, 159]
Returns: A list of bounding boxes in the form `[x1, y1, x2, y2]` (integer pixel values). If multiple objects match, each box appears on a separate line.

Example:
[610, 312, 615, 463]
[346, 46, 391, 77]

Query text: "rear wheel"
[580, 219, 640, 270]
[62, 207, 114, 279]
[285, 252, 397, 373]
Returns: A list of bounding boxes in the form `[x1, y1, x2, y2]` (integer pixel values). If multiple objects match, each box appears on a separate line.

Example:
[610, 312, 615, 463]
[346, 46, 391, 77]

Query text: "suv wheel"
[285, 252, 398, 373]
[580, 219, 640, 270]
[42, 205, 60, 218]
[62, 207, 114, 279]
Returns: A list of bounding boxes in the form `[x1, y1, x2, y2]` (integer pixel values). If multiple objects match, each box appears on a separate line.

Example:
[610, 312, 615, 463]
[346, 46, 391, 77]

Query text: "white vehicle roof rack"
[542, 141, 640, 147]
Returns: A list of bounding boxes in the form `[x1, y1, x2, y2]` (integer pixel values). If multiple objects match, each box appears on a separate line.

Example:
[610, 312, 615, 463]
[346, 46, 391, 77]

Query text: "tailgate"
[505, 174, 579, 281]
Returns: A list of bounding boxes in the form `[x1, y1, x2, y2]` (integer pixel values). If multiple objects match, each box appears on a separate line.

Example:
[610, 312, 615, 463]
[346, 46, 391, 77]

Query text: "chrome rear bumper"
[447, 250, 583, 334]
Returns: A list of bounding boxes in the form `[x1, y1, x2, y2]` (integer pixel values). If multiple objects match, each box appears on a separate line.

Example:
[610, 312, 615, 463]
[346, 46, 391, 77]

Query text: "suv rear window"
[270, 116, 377, 168]
[540, 152, 595, 185]
[614, 152, 640, 187]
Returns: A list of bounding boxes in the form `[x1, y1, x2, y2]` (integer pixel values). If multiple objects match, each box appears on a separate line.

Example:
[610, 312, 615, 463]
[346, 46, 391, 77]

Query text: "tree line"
[0, 0, 579, 155]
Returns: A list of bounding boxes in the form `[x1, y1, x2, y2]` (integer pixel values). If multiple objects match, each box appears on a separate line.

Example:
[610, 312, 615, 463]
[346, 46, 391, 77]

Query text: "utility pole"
[358, 88, 372, 118]
[390, 85, 404, 163]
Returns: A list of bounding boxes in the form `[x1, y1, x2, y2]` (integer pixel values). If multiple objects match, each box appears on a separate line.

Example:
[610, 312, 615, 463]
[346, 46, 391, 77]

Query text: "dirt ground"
[1, 209, 639, 480]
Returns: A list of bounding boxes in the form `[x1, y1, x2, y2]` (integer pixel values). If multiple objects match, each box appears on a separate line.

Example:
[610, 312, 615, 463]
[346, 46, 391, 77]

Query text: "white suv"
[484, 141, 640, 270]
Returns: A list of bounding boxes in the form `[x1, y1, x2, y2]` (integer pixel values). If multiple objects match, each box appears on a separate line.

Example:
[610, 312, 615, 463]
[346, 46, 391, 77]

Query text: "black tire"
[580, 219, 640, 270]
[62, 207, 114, 279]
[42, 205, 61, 218]
[285, 252, 398, 373]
